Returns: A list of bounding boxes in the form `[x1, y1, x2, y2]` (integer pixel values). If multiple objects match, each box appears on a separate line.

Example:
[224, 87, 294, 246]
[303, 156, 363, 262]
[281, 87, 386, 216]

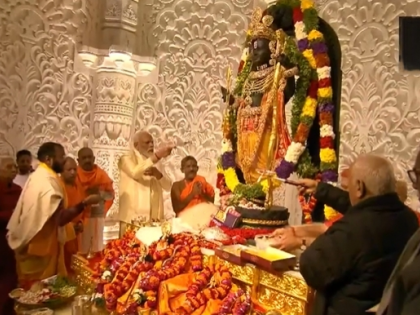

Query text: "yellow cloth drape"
[15, 163, 76, 287]
[158, 273, 228, 315]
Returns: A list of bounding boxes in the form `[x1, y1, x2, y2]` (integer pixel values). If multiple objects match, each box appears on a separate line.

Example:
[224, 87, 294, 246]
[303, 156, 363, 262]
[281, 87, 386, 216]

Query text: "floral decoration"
[220, 290, 251, 315]
[219, 0, 339, 221]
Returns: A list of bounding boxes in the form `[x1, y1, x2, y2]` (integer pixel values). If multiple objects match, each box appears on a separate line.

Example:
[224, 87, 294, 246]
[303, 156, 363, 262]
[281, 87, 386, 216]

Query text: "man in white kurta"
[118, 131, 173, 223]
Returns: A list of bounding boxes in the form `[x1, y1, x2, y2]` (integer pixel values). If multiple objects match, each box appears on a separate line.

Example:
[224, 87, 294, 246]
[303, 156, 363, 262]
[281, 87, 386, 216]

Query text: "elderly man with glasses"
[376, 153, 420, 315]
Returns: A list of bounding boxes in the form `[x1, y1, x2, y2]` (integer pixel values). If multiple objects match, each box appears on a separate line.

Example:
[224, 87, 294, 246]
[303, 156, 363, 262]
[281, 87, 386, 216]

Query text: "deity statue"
[219, 0, 341, 224]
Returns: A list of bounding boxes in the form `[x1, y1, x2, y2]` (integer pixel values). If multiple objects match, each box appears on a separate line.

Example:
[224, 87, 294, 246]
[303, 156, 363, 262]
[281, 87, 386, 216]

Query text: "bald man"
[118, 131, 173, 223]
[76, 147, 114, 254]
[289, 155, 418, 315]
[0, 157, 20, 314]
[376, 149, 420, 315]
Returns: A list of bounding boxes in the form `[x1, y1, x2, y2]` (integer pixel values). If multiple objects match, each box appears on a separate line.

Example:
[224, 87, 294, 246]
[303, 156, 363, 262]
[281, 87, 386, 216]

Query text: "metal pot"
[72, 295, 92, 315]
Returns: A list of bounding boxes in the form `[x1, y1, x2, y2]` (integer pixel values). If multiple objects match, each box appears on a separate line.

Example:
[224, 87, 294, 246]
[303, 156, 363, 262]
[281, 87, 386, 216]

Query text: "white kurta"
[118, 150, 172, 223]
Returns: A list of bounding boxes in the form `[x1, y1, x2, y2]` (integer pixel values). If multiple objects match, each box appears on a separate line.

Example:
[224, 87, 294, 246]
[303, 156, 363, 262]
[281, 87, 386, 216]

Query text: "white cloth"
[118, 149, 171, 223]
[13, 173, 30, 188]
[177, 203, 218, 230]
[7, 165, 65, 250]
[80, 216, 105, 253]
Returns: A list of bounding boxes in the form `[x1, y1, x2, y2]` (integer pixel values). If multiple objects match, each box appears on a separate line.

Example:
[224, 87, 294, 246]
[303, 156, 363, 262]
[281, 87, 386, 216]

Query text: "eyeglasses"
[407, 169, 419, 184]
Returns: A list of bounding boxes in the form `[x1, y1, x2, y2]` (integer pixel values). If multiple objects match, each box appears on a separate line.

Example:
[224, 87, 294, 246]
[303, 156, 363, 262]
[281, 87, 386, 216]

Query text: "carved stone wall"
[0, 0, 93, 158]
[317, 0, 420, 207]
[1, 0, 420, 214]
[134, 0, 260, 211]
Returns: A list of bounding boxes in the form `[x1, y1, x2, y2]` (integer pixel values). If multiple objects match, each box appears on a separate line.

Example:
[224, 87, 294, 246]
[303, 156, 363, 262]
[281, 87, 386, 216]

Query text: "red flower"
[308, 80, 318, 99]
[209, 221, 273, 240]
[217, 173, 231, 196]
[319, 78, 331, 89]
[319, 112, 333, 125]
[238, 60, 245, 74]
[320, 136, 334, 149]
[293, 8, 303, 22]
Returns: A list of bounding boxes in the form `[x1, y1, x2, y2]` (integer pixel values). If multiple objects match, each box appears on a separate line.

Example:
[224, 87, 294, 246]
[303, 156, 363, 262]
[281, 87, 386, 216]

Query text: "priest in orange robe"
[77, 147, 114, 254]
[7, 142, 102, 287]
[0, 157, 21, 315]
[61, 157, 85, 270]
[171, 156, 217, 228]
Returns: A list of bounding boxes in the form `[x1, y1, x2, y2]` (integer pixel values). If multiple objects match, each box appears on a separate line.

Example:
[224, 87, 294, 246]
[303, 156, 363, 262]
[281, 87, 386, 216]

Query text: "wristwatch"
[300, 239, 307, 251]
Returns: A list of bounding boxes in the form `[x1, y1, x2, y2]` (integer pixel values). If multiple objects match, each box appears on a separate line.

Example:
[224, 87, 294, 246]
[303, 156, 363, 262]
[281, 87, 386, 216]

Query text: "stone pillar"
[73, 0, 158, 241]
[101, 0, 138, 53]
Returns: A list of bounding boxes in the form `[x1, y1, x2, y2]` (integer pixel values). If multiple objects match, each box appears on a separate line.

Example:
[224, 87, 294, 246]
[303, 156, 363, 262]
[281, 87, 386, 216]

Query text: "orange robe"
[176, 176, 217, 229]
[63, 180, 85, 270]
[77, 165, 114, 253]
[77, 165, 114, 213]
[179, 175, 215, 211]
[10, 164, 76, 288]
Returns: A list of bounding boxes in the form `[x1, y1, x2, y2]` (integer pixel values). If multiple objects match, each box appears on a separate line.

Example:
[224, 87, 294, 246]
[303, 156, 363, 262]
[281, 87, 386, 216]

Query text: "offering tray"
[10, 277, 77, 310]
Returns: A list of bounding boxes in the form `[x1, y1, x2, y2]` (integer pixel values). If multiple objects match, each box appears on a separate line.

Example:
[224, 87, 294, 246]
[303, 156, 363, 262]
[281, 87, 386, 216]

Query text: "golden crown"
[248, 8, 276, 41]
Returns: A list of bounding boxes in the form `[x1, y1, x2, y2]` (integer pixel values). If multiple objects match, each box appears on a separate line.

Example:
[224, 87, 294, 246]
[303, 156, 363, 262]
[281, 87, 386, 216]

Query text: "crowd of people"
[0, 131, 420, 315]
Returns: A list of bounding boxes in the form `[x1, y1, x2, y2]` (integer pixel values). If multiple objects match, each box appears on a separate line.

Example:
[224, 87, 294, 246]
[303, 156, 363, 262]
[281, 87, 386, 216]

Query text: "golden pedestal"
[71, 222, 313, 315]
[72, 253, 312, 315]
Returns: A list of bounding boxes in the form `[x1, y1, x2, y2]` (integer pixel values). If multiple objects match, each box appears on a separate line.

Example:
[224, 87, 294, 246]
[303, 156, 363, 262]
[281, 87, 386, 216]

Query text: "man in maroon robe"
[0, 157, 21, 315]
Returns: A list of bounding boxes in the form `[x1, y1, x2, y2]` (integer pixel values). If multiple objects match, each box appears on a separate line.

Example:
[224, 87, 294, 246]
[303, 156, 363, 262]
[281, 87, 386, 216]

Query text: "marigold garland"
[273, 0, 339, 221]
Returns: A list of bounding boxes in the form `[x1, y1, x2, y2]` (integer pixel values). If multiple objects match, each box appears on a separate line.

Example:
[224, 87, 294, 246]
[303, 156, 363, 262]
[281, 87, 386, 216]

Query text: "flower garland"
[220, 0, 339, 221]
[220, 290, 251, 315]
[273, 0, 339, 221]
[177, 263, 232, 314]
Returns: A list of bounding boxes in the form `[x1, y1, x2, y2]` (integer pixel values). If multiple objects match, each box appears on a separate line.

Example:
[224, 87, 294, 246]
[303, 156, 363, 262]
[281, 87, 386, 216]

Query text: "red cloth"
[0, 180, 21, 315]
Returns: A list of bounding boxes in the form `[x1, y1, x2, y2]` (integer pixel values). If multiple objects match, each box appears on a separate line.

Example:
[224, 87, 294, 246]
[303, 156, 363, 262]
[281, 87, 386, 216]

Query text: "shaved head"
[62, 157, 77, 184]
[78, 147, 93, 157]
[77, 147, 95, 171]
[0, 157, 17, 182]
[348, 154, 396, 205]
[133, 130, 154, 156]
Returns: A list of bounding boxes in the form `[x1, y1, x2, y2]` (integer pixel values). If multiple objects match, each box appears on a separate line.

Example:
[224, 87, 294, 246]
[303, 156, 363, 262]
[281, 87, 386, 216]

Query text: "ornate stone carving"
[122, 4, 137, 23]
[0, 0, 92, 158]
[105, 0, 122, 19]
[93, 72, 136, 149]
[1, 0, 420, 223]
[318, 0, 420, 208]
[136, 0, 256, 213]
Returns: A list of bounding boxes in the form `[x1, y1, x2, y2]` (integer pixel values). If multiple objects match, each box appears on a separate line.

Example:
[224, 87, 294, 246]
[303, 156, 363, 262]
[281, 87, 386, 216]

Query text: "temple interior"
[1, 0, 420, 314]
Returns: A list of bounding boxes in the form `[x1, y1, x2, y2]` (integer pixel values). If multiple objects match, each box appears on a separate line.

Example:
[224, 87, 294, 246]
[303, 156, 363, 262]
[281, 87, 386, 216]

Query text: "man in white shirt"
[118, 131, 174, 223]
[13, 149, 33, 188]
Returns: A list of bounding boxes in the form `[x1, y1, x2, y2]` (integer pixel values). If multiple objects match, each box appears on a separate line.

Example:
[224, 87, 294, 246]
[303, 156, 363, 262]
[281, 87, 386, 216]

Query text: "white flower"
[241, 48, 249, 61]
[221, 139, 232, 153]
[93, 293, 103, 299]
[327, 181, 338, 186]
[101, 270, 111, 280]
[317, 66, 331, 80]
[294, 22, 307, 41]
[132, 289, 144, 301]
[285, 142, 306, 164]
[320, 125, 335, 138]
